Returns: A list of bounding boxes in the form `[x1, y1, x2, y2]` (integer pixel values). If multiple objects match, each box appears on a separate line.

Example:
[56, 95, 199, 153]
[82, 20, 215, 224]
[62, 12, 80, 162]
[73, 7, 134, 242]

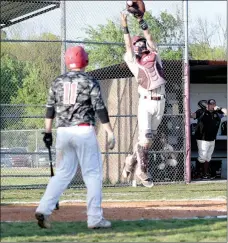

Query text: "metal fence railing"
[1, 1, 187, 190]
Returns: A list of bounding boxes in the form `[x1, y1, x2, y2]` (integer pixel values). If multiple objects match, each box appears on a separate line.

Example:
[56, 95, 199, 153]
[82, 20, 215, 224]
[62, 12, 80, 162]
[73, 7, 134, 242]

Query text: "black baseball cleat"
[35, 212, 51, 229]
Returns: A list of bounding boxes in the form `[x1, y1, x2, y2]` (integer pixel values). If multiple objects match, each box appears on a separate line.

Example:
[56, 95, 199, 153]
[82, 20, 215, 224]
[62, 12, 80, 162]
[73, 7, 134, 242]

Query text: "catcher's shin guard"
[136, 144, 149, 173]
[135, 144, 153, 188]
[122, 153, 137, 179]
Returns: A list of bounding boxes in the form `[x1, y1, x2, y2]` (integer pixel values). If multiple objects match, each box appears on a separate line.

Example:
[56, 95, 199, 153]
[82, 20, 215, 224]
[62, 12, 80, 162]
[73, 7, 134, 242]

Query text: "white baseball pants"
[36, 126, 103, 227]
[197, 139, 215, 163]
[138, 97, 166, 145]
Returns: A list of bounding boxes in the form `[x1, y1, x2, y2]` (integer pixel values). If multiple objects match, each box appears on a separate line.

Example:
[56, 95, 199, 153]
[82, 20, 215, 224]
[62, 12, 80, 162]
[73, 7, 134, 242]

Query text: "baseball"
[127, 1, 133, 6]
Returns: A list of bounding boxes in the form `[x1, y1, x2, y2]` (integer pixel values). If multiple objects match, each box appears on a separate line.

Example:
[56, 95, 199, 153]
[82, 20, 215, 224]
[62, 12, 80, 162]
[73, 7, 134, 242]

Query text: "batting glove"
[107, 133, 115, 150]
[42, 132, 53, 148]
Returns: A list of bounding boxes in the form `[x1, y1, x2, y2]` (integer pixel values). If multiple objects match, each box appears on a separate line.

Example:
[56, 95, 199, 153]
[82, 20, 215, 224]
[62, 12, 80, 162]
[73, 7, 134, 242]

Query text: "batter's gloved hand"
[107, 132, 115, 150]
[42, 132, 53, 149]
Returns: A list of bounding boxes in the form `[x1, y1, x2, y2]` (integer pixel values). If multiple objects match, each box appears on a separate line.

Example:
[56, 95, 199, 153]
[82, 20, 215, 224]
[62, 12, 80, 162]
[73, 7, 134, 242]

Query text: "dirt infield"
[1, 200, 227, 222]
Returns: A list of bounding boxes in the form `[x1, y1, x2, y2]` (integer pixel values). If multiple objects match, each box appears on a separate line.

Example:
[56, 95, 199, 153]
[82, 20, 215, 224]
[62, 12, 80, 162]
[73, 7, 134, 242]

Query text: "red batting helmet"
[65, 46, 89, 69]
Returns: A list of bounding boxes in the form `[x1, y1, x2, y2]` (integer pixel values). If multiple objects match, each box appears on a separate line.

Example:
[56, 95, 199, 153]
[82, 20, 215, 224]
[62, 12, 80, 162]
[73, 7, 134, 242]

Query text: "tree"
[160, 47, 183, 60]
[189, 17, 226, 60]
[1, 33, 61, 129]
[84, 20, 125, 71]
[84, 10, 184, 71]
[1, 53, 26, 104]
[189, 43, 226, 60]
[0, 53, 28, 129]
[10, 62, 47, 129]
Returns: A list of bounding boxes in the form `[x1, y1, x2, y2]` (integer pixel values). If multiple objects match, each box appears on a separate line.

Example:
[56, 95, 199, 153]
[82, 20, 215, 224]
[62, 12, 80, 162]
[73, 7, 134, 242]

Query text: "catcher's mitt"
[126, 0, 146, 19]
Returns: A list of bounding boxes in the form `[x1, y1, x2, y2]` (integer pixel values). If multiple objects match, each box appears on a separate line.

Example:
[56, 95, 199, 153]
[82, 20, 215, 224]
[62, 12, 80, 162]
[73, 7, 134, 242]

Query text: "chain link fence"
[1, 1, 187, 190]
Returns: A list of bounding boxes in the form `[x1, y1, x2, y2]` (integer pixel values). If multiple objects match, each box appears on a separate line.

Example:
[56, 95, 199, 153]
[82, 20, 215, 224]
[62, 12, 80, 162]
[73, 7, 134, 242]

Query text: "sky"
[5, 1, 227, 47]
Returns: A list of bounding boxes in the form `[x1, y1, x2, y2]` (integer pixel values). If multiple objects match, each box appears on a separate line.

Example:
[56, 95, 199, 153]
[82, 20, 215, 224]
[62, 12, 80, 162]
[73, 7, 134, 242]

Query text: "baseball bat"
[48, 146, 59, 210]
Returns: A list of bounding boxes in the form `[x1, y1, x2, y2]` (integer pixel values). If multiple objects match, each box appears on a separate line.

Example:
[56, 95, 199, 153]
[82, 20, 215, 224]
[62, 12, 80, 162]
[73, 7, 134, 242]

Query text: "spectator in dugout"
[157, 133, 178, 181]
[150, 133, 178, 181]
[190, 99, 227, 179]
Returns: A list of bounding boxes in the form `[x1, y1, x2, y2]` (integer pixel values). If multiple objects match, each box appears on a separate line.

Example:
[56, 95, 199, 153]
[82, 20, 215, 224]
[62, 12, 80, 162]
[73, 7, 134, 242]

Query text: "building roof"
[87, 60, 227, 84]
[0, 0, 60, 29]
[189, 60, 227, 84]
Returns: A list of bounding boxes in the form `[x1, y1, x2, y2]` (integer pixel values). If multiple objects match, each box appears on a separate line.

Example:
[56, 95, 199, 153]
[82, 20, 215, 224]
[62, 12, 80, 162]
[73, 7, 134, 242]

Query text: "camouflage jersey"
[46, 71, 106, 128]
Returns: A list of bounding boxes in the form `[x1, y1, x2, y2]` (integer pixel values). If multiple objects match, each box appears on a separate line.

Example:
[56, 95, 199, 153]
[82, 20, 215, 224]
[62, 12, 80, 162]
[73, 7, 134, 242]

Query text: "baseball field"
[1, 179, 227, 242]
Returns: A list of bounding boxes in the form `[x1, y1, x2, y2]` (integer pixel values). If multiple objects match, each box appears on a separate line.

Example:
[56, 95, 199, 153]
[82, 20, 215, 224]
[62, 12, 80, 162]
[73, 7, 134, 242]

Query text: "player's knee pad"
[139, 129, 154, 147]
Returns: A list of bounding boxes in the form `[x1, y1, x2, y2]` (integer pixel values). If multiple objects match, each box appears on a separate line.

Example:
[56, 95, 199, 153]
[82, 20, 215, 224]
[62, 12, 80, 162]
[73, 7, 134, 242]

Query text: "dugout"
[189, 60, 227, 180]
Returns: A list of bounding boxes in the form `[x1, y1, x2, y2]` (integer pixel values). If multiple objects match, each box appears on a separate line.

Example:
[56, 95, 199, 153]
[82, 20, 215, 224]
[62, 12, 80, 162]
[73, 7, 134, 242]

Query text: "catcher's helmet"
[65, 46, 89, 69]
[132, 35, 146, 45]
[132, 36, 148, 57]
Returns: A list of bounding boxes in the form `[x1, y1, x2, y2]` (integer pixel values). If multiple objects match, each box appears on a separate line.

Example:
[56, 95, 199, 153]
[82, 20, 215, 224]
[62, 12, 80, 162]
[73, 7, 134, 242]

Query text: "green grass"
[1, 182, 226, 203]
[2, 168, 50, 175]
[1, 168, 50, 186]
[1, 218, 227, 242]
[2, 177, 49, 186]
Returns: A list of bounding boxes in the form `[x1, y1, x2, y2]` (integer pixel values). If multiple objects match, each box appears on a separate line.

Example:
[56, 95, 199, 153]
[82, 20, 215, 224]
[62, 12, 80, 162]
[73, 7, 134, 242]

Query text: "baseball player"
[121, 3, 166, 187]
[35, 46, 115, 229]
[191, 99, 227, 179]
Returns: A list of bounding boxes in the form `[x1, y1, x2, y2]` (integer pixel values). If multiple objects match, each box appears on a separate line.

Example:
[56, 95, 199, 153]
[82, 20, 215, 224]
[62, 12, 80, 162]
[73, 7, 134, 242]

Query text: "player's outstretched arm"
[137, 17, 157, 52]
[121, 12, 133, 57]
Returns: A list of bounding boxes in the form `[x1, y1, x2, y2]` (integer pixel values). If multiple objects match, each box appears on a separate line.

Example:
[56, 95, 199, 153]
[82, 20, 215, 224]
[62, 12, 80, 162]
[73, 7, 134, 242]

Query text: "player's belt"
[144, 96, 161, 100]
[78, 123, 91, 126]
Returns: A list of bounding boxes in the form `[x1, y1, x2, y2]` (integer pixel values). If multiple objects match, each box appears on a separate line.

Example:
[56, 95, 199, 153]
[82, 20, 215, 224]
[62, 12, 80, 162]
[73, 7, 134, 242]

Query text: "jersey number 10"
[63, 82, 77, 105]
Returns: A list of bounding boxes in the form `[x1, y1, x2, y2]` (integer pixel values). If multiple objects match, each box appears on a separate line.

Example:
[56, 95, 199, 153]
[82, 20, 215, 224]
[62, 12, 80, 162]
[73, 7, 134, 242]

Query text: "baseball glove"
[126, 0, 146, 19]
[198, 100, 208, 110]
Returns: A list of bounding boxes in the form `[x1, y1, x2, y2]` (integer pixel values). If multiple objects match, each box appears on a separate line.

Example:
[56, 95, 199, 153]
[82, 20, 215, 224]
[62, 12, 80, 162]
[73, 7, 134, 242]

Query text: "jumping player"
[121, 9, 166, 187]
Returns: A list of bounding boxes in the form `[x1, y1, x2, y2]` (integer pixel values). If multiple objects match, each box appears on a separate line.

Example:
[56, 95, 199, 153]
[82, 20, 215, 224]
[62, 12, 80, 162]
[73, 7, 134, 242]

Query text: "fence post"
[183, 0, 191, 183]
[61, 0, 66, 74]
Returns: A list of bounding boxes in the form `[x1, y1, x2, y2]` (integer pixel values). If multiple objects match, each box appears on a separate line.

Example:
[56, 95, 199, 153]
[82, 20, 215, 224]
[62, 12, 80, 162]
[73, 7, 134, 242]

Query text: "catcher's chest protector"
[137, 52, 166, 90]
